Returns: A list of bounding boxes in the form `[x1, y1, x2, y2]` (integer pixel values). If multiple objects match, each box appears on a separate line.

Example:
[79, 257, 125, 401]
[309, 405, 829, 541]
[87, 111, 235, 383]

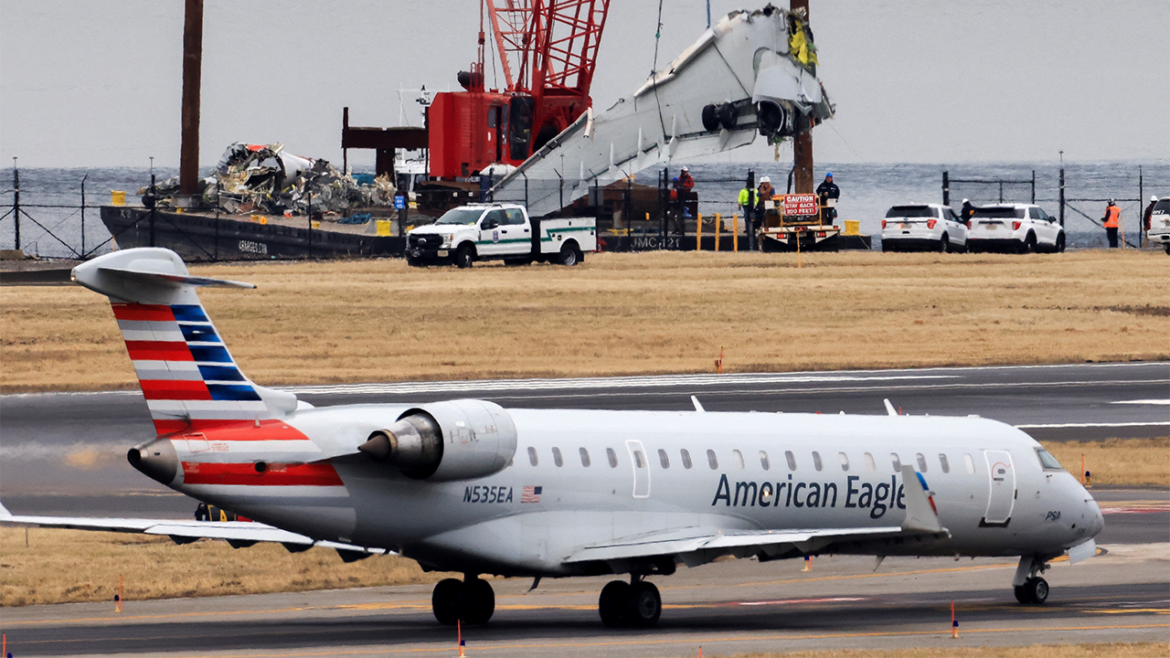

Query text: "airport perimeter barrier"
[485, 168, 766, 252]
[943, 167, 1158, 249]
[0, 167, 118, 260]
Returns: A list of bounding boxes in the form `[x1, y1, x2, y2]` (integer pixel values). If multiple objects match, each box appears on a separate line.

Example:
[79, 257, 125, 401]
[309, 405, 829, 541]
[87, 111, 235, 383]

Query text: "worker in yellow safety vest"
[1102, 199, 1121, 248]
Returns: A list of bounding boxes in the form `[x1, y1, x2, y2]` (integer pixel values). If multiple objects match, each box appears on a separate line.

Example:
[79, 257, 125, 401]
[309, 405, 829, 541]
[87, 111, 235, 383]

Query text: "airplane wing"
[0, 502, 389, 560]
[490, 7, 835, 217]
[566, 466, 948, 567]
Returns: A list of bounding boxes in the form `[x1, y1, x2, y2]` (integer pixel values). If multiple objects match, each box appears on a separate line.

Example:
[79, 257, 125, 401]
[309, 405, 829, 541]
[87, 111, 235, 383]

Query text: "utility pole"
[790, 0, 814, 194]
[178, 0, 204, 207]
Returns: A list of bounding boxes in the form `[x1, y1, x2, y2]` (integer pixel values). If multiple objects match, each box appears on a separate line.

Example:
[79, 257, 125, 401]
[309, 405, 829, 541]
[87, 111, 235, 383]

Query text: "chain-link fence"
[943, 167, 1156, 249]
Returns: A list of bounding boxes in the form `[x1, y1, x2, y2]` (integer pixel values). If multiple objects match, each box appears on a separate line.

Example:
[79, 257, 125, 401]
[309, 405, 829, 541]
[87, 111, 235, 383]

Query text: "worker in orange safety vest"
[1102, 200, 1121, 248]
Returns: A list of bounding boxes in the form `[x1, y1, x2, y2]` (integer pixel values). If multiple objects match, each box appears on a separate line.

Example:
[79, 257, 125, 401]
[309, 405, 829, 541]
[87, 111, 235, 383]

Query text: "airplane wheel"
[1025, 577, 1049, 604]
[625, 581, 662, 628]
[461, 578, 495, 625]
[599, 580, 630, 627]
[1013, 584, 1031, 604]
[432, 578, 462, 625]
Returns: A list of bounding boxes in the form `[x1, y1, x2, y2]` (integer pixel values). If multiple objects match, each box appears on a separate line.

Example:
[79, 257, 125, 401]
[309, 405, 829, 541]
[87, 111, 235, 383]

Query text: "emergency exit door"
[625, 440, 651, 498]
[981, 450, 1015, 527]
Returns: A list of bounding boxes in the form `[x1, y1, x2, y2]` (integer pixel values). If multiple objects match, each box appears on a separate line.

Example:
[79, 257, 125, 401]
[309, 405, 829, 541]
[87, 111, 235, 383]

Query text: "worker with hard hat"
[1143, 195, 1158, 236]
[816, 172, 840, 224]
[1102, 199, 1121, 248]
[961, 198, 976, 223]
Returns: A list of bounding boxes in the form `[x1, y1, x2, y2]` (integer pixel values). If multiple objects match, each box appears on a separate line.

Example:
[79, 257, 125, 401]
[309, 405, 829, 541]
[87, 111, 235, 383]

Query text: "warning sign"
[782, 194, 819, 216]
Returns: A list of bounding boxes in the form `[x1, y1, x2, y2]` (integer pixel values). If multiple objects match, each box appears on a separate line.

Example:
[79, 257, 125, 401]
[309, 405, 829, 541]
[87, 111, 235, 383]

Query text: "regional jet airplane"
[0, 248, 1103, 627]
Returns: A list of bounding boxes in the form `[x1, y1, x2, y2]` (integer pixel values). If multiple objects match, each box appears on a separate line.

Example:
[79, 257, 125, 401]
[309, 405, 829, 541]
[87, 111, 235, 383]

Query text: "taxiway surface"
[2, 543, 1166, 657]
[2, 362, 1167, 516]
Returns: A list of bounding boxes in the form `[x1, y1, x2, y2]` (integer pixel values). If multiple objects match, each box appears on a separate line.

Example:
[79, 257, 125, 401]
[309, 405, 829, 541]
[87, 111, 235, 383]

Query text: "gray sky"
[2, 0, 1167, 168]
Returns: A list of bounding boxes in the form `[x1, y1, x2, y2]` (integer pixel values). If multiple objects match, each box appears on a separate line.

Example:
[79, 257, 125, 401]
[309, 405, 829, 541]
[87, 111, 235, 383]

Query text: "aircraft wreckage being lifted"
[2, 247, 1103, 629]
[491, 5, 835, 216]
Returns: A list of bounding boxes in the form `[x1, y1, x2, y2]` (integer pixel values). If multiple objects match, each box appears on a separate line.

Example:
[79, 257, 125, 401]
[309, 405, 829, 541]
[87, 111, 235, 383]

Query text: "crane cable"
[651, 0, 668, 153]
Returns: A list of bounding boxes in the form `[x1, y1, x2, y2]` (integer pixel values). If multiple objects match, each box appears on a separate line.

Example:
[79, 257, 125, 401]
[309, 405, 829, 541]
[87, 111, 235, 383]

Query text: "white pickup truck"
[406, 203, 596, 268]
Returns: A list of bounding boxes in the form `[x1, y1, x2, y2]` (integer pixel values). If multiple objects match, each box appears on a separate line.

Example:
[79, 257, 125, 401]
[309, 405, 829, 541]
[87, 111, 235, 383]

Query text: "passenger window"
[552, 447, 563, 467]
[812, 451, 823, 471]
[658, 449, 670, 469]
[707, 449, 718, 469]
[760, 451, 770, 470]
[504, 208, 526, 225]
[864, 452, 876, 471]
[527, 446, 538, 466]
[732, 449, 745, 469]
[916, 453, 928, 472]
[607, 447, 618, 468]
[579, 447, 591, 467]
[939, 453, 950, 473]
[839, 452, 850, 471]
[633, 450, 645, 469]
[481, 209, 506, 228]
[964, 454, 975, 474]
[681, 449, 693, 469]
[785, 450, 797, 471]
[891, 453, 902, 471]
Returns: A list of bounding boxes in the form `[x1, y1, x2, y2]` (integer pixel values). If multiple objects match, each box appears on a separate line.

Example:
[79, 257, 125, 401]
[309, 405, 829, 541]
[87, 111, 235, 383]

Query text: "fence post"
[149, 172, 156, 248]
[81, 174, 88, 255]
[942, 170, 949, 206]
[1059, 167, 1065, 228]
[746, 169, 756, 251]
[1030, 170, 1036, 204]
[214, 179, 220, 260]
[998, 181, 1004, 203]
[1139, 165, 1144, 245]
[12, 159, 20, 251]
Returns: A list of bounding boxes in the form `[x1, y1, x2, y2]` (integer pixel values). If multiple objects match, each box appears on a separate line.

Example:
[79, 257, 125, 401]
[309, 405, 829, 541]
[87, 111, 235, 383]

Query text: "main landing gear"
[598, 577, 662, 628]
[431, 575, 495, 625]
[1012, 555, 1051, 605]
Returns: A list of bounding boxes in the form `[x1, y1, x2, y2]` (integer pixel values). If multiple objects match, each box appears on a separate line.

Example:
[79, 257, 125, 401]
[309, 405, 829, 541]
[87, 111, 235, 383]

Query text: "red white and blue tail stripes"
[113, 302, 268, 435]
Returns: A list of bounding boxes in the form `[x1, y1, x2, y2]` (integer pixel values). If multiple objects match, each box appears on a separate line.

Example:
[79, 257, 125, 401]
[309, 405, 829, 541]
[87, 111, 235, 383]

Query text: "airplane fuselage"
[146, 406, 1103, 578]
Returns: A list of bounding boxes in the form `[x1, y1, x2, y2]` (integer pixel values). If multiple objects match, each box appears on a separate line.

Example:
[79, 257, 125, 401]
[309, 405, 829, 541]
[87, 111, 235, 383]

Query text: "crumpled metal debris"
[139, 143, 397, 217]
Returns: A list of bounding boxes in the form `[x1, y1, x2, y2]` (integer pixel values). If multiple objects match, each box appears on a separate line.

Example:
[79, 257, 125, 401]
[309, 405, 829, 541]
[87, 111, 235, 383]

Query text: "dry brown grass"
[1043, 438, 1170, 487]
[1, 250, 1167, 392]
[0, 526, 452, 607]
[714, 645, 1170, 658]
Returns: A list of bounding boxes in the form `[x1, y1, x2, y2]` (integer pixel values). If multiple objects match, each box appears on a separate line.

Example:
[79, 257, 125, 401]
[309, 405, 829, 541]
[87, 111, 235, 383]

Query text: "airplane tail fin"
[72, 248, 299, 436]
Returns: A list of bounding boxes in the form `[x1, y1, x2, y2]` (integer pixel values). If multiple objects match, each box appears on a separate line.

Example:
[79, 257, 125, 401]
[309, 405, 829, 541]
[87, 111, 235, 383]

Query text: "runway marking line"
[16, 622, 1168, 656]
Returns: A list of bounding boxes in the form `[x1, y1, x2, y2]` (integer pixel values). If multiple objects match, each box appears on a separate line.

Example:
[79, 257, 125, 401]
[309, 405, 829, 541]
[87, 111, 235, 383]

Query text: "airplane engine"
[359, 399, 518, 481]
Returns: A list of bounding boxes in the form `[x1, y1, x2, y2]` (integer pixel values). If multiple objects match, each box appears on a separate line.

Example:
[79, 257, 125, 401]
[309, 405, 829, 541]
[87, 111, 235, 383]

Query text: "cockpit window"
[1037, 449, 1062, 470]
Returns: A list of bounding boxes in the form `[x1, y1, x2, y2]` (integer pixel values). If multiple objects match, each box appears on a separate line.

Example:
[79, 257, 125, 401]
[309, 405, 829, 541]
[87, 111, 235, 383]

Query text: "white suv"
[966, 203, 1065, 254]
[1147, 197, 1170, 255]
[880, 203, 967, 253]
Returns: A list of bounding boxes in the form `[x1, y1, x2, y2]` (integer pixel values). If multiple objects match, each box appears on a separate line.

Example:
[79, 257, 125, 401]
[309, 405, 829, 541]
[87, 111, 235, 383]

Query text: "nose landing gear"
[431, 575, 495, 625]
[1012, 555, 1052, 604]
[598, 577, 662, 627]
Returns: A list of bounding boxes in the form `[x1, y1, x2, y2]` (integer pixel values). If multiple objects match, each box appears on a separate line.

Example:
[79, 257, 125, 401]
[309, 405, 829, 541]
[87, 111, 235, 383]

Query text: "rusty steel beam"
[179, 0, 203, 198]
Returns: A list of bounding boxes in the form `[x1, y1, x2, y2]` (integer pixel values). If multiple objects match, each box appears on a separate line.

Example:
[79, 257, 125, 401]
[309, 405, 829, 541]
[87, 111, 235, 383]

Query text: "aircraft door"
[981, 450, 1015, 527]
[625, 440, 651, 498]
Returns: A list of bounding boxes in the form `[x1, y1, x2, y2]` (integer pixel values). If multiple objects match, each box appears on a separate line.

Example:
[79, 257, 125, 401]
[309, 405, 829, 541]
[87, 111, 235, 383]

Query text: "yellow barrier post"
[115, 574, 123, 613]
[696, 212, 703, 251]
[714, 212, 721, 252]
[733, 214, 739, 252]
[951, 600, 958, 638]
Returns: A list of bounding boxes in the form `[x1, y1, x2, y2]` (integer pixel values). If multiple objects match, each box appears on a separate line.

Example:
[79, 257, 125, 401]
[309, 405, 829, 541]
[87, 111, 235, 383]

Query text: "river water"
[1, 161, 1165, 258]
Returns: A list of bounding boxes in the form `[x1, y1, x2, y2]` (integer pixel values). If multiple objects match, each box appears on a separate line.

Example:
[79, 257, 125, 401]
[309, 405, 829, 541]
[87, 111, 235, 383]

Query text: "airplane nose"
[128, 439, 178, 485]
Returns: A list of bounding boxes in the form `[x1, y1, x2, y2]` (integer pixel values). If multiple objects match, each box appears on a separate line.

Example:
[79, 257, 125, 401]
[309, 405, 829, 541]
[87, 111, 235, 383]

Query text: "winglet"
[883, 399, 897, 416]
[899, 465, 941, 533]
[0, 501, 11, 519]
[691, 396, 705, 413]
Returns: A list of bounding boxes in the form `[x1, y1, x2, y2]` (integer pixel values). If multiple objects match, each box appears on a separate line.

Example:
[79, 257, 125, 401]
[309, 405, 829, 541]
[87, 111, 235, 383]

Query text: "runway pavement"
[2, 543, 1166, 657]
[1, 361, 1167, 517]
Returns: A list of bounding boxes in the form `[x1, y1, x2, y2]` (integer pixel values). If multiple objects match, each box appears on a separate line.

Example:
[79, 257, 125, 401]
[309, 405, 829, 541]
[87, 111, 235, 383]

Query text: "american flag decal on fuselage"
[521, 486, 543, 503]
[112, 302, 268, 435]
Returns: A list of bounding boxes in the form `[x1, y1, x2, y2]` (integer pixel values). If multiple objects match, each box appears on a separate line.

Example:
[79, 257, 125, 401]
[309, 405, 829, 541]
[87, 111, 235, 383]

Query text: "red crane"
[428, 0, 610, 180]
